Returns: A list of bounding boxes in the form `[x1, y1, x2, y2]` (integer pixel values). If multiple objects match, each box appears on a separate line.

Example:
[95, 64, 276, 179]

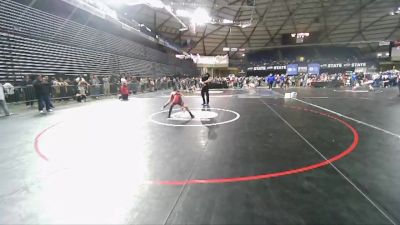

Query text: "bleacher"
[245, 46, 363, 67]
[0, 0, 196, 79]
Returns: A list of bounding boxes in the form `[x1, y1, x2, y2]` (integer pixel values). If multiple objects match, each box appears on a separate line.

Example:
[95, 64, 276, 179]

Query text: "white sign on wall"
[191, 54, 229, 68]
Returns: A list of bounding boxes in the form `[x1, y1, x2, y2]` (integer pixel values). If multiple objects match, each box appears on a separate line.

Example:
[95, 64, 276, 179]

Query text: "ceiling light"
[222, 19, 233, 24]
[164, 5, 172, 12]
[176, 9, 190, 17]
[108, 0, 165, 8]
[191, 8, 211, 25]
[149, 0, 165, 8]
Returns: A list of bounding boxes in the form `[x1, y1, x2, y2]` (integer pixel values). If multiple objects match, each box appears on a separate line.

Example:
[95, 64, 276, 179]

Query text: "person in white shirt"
[102, 76, 110, 96]
[0, 83, 11, 116]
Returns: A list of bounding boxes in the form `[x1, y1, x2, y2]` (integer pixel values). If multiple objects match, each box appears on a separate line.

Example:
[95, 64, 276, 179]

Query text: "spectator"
[76, 80, 88, 102]
[0, 82, 11, 116]
[150, 79, 155, 92]
[90, 75, 101, 98]
[398, 74, 400, 96]
[121, 76, 127, 85]
[103, 76, 110, 96]
[267, 74, 275, 90]
[3, 82, 15, 96]
[75, 75, 85, 84]
[33, 75, 53, 114]
[21, 76, 34, 108]
[120, 82, 129, 101]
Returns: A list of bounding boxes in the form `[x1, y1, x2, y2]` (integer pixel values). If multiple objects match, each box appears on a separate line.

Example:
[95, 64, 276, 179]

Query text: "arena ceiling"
[113, 0, 400, 56]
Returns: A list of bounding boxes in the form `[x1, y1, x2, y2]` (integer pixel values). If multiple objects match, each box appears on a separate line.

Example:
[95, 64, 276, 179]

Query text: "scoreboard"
[282, 32, 320, 45]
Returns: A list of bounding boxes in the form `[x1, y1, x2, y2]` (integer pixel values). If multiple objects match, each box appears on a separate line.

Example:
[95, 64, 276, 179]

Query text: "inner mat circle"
[149, 108, 241, 127]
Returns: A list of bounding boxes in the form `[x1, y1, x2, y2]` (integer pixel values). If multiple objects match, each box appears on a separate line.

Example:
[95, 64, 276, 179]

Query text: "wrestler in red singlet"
[163, 89, 195, 119]
[171, 91, 183, 106]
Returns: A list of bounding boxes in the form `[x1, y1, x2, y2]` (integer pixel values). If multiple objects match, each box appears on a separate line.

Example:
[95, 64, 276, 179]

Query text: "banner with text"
[286, 64, 298, 75]
[191, 54, 229, 68]
[308, 63, 320, 75]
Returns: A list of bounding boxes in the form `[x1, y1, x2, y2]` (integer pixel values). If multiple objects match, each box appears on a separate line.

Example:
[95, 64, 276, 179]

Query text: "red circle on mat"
[34, 106, 359, 186]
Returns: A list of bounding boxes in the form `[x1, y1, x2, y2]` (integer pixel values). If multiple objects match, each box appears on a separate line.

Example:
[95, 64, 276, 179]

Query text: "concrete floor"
[0, 87, 399, 224]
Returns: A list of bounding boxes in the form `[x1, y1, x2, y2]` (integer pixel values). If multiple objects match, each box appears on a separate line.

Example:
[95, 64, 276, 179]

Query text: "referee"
[201, 73, 212, 106]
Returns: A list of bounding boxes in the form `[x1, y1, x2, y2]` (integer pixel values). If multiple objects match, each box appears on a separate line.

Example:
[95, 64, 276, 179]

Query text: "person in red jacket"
[163, 87, 195, 119]
[120, 83, 129, 101]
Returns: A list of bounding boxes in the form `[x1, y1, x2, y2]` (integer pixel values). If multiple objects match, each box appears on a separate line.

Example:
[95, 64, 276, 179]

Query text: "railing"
[4, 81, 175, 104]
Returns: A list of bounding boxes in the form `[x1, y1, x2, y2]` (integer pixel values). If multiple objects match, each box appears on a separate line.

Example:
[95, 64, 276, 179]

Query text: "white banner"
[191, 54, 229, 68]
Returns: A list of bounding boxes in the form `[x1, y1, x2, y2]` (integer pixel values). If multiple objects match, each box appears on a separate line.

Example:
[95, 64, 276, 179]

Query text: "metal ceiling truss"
[133, 0, 400, 55]
[302, 0, 338, 44]
[209, 0, 247, 55]
[230, 0, 274, 57]
[318, 0, 378, 42]
[253, 8, 274, 45]
[264, 0, 306, 47]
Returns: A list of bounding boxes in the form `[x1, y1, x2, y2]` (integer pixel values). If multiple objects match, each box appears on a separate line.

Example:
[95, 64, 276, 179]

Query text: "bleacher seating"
[245, 46, 363, 68]
[0, 0, 196, 77]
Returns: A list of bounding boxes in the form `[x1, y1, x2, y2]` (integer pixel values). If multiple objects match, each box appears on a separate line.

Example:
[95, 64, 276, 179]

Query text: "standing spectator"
[267, 74, 275, 90]
[75, 75, 86, 85]
[290, 76, 295, 86]
[121, 76, 127, 85]
[140, 78, 146, 92]
[0, 82, 11, 116]
[33, 75, 53, 114]
[131, 77, 139, 94]
[150, 79, 155, 92]
[120, 82, 129, 101]
[350, 73, 357, 87]
[397, 74, 400, 96]
[21, 76, 34, 108]
[3, 82, 15, 96]
[303, 74, 309, 87]
[52, 77, 61, 100]
[275, 75, 281, 88]
[279, 75, 285, 88]
[58, 78, 68, 100]
[90, 75, 101, 98]
[103, 76, 110, 96]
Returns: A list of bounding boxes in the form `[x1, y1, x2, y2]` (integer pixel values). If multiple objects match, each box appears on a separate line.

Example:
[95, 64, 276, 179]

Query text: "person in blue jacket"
[267, 74, 275, 90]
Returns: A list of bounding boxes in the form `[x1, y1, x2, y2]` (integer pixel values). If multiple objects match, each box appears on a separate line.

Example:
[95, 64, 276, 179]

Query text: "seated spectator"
[76, 80, 88, 103]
